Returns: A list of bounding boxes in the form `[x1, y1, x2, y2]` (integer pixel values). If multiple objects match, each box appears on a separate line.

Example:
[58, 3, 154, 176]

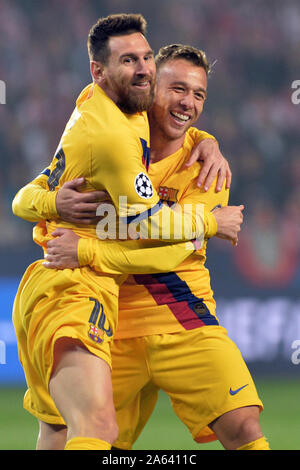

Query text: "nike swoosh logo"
[229, 384, 249, 395]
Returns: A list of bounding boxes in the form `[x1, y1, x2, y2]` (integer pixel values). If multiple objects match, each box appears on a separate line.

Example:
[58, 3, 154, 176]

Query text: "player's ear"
[90, 61, 105, 82]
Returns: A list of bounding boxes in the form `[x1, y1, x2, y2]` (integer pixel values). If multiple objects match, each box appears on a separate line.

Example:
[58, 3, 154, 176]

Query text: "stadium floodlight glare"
[0, 80, 6, 104]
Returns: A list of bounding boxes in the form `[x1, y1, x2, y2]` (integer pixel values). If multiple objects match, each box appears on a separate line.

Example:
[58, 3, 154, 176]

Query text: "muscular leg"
[209, 405, 268, 450]
[48, 338, 118, 449]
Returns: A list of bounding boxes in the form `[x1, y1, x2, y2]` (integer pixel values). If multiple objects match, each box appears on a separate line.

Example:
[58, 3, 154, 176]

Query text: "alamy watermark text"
[291, 80, 300, 104]
[0, 80, 6, 104]
[291, 340, 300, 365]
[0, 340, 6, 364]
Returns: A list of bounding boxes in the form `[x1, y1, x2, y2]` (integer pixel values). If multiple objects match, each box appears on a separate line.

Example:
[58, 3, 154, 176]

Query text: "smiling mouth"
[132, 81, 151, 90]
[170, 111, 191, 124]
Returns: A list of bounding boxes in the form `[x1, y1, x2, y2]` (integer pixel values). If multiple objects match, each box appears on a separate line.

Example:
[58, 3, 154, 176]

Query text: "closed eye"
[173, 86, 185, 92]
[195, 92, 205, 100]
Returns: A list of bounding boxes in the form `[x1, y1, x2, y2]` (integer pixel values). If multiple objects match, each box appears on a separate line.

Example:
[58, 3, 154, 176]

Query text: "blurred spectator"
[233, 198, 300, 288]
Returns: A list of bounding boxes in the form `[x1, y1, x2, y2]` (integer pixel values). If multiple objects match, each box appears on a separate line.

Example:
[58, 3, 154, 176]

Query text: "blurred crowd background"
[0, 0, 299, 375]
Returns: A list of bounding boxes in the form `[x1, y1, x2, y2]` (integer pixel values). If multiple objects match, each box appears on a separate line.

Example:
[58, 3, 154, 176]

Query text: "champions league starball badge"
[134, 172, 153, 199]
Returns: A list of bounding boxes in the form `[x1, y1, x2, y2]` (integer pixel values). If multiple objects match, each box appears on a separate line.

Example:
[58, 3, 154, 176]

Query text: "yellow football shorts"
[111, 325, 263, 449]
[12, 260, 118, 425]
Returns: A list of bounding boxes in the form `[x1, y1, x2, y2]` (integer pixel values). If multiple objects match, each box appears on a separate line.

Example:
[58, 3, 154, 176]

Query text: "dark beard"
[106, 70, 155, 114]
[116, 84, 155, 114]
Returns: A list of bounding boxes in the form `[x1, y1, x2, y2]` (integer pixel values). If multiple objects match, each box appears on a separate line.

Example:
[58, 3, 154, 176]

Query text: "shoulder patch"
[134, 172, 153, 199]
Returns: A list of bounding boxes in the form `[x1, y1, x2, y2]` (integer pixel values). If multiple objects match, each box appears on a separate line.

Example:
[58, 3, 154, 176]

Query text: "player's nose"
[135, 58, 152, 76]
[178, 92, 194, 110]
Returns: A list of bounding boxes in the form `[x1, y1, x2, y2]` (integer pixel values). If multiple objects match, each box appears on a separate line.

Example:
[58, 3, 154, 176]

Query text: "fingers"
[44, 249, 78, 269]
[231, 206, 244, 244]
[47, 228, 71, 249]
[185, 138, 233, 192]
[66, 208, 100, 225]
[214, 204, 245, 246]
[215, 166, 227, 192]
[43, 259, 68, 270]
[62, 178, 86, 189]
[43, 260, 61, 269]
[61, 179, 110, 201]
[70, 200, 112, 223]
[43, 253, 78, 270]
[185, 146, 200, 168]
[197, 161, 218, 190]
[57, 179, 111, 225]
[231, 238, 238, 247]
[50, 228, 70, 237]
[77, 191, 110, 203]
[203, 161, 231, 192]
[75, 202, 100, 213]
[43, 261, 55, 269]
[63, 179, 110, 203]
[225, 166, 232, 190]
[43, 252, 60, 269]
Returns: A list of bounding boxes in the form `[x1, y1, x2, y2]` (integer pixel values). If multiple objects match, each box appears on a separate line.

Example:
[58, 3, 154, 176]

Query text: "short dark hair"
[87, 13, 147, 64]
[155, 44, 211, 75]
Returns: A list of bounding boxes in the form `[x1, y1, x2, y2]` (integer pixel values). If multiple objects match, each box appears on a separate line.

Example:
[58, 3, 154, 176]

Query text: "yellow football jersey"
[115, 127, 229, 338]
[67, 126, 229, 336]
[12, 84, 218, 294]
[13, 82, 216, 243]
